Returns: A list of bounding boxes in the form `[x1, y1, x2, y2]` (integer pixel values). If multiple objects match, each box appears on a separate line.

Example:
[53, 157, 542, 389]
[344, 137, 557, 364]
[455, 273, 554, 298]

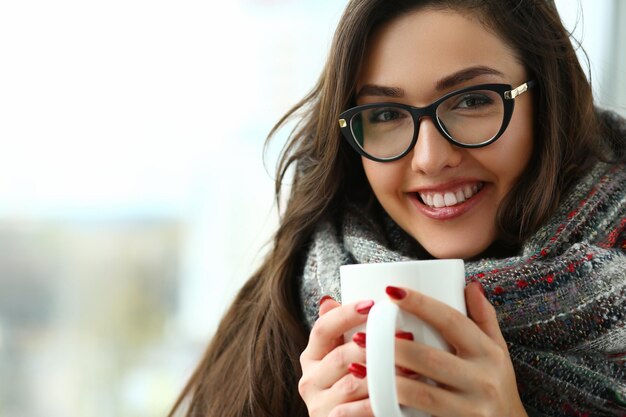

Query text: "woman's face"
[358, 8, 534, 259]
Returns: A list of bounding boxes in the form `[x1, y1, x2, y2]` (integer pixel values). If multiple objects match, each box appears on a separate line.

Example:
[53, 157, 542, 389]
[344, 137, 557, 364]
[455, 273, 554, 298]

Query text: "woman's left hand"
[388, 282, 528, 417]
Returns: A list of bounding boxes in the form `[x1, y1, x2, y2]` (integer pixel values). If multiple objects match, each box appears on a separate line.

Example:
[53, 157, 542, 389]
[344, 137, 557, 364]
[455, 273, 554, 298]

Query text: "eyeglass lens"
[350, 89, 505, 159]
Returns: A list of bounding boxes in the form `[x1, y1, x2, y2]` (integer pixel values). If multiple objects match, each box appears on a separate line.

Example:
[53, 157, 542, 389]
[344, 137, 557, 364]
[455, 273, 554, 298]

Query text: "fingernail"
[395, 331, 414, 341]
[319, 295, 333, 306]
[348, 363, 367, 379]
[352, 332, 366, 348]
[355, 300, 374, 314]
[386, 286, 407, 300]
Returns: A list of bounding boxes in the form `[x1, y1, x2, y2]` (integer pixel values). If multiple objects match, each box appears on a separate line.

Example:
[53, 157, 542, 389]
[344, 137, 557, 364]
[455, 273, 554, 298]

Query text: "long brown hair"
[168, 1, 616, 416]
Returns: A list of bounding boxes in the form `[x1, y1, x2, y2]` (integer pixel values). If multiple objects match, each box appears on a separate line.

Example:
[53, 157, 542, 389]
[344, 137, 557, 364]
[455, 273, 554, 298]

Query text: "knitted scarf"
[299, 159, 626, 416]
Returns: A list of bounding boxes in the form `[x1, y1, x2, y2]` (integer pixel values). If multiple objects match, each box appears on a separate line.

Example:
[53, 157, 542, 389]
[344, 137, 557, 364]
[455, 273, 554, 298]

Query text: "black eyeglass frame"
[338, 80, 537, 162]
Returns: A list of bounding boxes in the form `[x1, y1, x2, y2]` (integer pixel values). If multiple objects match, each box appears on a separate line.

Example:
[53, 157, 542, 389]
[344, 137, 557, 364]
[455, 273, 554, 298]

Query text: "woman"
[169, 1, 626, 416]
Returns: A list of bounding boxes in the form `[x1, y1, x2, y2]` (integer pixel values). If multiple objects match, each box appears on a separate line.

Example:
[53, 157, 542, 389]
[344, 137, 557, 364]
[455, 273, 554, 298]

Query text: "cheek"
[362, 159, 400, 195]
[488, 107, 534, 189]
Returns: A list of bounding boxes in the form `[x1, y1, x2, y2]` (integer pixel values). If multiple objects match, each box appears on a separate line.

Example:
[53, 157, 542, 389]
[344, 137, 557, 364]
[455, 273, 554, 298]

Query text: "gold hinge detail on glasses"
[339, 119, 347, 128]
[504, 83, 529, 100]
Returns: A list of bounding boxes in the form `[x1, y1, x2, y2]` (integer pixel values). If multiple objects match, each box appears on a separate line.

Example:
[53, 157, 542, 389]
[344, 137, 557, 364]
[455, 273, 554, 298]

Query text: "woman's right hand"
[299, 297, 375, 417]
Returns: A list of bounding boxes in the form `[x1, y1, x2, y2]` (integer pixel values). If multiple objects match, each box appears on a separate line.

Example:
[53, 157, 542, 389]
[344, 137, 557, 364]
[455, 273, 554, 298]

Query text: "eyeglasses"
[338, 80, 536, 162]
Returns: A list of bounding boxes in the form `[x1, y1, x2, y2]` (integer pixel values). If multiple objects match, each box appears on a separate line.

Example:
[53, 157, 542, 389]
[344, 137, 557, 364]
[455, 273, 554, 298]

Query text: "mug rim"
[339, 259, 464, 271]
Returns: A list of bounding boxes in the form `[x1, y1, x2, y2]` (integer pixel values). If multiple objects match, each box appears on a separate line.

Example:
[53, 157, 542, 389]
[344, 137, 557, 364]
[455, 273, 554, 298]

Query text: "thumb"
[319, 295, 340, 316]
[465, 282, 507, 350]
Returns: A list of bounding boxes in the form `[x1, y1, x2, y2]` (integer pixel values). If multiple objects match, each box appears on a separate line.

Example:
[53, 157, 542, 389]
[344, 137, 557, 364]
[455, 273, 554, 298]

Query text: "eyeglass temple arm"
[504, 80, 537, 100]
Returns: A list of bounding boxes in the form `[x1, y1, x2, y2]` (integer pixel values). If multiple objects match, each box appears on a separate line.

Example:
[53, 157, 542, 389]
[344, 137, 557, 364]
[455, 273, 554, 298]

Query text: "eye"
[368, 107, 406, 123]
[452, 93, 494, 109]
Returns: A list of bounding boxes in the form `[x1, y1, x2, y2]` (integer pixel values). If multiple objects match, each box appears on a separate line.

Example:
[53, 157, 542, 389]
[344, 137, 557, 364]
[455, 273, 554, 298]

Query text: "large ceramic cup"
[340, 260, 466, 417]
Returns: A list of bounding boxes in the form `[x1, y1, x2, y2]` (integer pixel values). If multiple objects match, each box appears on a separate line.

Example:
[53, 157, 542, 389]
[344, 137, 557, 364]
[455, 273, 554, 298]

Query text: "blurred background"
[0, 1, 624, 416]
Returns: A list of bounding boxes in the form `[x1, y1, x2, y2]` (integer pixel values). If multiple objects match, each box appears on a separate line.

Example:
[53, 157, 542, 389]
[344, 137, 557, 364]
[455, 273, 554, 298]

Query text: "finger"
[328, 398, 374, 417]
[316, 341, 366, 388]
[395, 339, 472, 390]
[301, 300, 373, 360]
[465, 282, 508, 350]
[319, 295, 341, 316]
[314, 297, 344, 355]
[385, 286, 490, 356]
[396, 376, 467, 417]
[324, 372, 370, 412]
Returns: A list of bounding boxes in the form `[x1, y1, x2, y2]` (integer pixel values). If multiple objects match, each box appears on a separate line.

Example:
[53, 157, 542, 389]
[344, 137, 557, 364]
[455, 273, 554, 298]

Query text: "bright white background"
[0, 1, 623, 416]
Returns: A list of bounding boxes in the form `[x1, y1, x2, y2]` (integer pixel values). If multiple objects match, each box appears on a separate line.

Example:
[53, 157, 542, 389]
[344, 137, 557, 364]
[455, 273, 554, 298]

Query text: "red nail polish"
[386, 286, 407, 300]
[319, 295, 333, 306]
[352, 332, 366, 348]
[355, 300, 374, 314]
[348, 363, 367, 379]
[395, 331, 414, 341]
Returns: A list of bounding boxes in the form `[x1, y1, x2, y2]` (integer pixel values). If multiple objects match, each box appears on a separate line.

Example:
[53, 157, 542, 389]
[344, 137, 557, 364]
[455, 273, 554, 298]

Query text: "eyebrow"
[356, 84, 405, 98]
[435, 66, 504, 91]
[356, 66, 505, 99]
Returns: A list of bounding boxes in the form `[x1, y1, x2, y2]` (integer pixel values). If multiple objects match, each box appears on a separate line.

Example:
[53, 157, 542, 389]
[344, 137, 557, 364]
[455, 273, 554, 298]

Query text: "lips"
[417, 182, 484, 208]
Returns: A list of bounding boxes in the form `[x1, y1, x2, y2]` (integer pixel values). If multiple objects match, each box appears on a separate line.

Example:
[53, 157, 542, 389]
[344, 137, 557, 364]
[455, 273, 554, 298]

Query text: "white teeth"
[433, 194, 445, 208]
[444, 192, 456, 206]
[418, 183, 483, 209]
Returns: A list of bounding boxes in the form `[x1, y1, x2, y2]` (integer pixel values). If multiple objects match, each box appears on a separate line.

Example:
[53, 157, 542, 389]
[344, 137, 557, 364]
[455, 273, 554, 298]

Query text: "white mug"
[340, 260, 466, 417]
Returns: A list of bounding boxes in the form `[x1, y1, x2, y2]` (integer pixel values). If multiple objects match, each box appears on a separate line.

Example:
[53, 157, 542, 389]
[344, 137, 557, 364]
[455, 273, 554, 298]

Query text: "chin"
[418, 236, 495, 260]
[423, 247, 483, 260]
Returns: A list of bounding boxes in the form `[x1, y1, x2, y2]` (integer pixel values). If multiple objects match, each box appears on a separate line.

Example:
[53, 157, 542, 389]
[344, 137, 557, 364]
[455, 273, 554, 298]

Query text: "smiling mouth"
[417, 182, 484, 208]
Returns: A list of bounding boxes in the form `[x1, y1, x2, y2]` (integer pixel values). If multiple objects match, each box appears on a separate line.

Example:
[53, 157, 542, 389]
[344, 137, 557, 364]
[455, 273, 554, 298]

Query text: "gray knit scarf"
[299, 158, 626, 416]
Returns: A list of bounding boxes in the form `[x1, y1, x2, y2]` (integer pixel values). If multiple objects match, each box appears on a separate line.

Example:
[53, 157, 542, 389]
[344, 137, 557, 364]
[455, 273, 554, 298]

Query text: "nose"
[410, 117, 462, 175]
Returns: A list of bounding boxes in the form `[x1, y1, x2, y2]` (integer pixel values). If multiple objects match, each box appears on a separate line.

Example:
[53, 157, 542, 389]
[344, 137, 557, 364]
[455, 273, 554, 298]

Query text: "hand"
[387, 282, 528, 417]
[299, 297, 375, 417]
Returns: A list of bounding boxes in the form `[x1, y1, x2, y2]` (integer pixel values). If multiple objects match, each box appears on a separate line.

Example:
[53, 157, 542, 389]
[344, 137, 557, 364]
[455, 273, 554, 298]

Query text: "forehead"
[357, 8, 525, 99]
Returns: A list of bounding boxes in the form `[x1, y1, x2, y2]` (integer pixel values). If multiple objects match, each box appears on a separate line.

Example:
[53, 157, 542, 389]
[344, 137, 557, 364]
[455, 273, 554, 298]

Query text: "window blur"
[0, 1, 623, 416]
